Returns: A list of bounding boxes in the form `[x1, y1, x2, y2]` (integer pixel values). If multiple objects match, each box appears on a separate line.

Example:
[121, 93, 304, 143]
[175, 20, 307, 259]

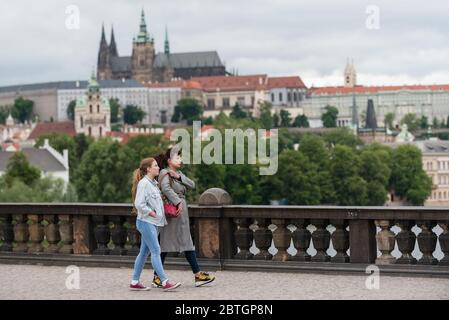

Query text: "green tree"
[389, 144, 432, 205]
[323, 128, 363, 149]
[293, 114, 309, 128]
[4, 152, 41, 187]
[127, 134, 169, 160]
[384, 112, 395, 130]
[400, 113, 420, 132]
[230, 103, 247, 119]
[330, 145, 367, 205]
[272, 112, 280, 128]
[66, 100, 76, 121]
[420, 115, 429, 129]
[123, 105, 146, 125]
[279, 109, 292, 127]
[259, 101, 273, 130]
[171, 98, 203, 125]
[321, 105, 338, 128]
[74, 139, 138, 203]
[11, 97, 34, 123]
[0, 106, 11, 124]
[109, 98, 121, 123]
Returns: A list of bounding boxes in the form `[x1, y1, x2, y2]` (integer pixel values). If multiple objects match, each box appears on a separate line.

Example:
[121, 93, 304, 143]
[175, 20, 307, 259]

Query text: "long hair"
[131, 157, 155, 214]
[155, 147, 182, 171]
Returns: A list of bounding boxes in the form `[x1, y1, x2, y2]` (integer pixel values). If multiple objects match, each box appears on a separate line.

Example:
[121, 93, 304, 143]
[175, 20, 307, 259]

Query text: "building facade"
[75, 75, 111, 138]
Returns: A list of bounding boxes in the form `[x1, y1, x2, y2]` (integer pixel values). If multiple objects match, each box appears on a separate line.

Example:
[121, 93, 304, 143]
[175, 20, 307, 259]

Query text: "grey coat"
[158, 168, 195, 252]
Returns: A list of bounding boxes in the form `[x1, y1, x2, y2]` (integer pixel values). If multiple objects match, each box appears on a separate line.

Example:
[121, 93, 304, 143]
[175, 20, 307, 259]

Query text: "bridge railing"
[0, 188, 448, 274]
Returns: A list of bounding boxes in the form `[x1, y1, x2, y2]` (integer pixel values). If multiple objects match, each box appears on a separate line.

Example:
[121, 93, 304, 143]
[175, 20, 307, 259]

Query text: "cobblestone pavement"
[0, 264, 448, 300]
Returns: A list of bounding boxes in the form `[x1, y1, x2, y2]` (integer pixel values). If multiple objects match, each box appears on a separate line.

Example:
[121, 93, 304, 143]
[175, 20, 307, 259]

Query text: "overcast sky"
[1, 0, 448, 87]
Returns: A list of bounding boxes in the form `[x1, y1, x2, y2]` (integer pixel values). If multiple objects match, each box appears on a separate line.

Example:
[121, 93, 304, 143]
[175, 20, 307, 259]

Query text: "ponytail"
[131, 157, 155, 214]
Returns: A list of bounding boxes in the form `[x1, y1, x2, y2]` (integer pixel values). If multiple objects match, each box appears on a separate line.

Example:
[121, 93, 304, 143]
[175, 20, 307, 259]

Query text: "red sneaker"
[162, 281, 181, 291]
[129, 282, 150, 291]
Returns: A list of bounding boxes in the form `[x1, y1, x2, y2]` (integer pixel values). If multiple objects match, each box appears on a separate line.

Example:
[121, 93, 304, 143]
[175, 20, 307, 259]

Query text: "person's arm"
[160, 173, 182, 206]
[134, 181, 156, 217]
[177, 171, 195, 189]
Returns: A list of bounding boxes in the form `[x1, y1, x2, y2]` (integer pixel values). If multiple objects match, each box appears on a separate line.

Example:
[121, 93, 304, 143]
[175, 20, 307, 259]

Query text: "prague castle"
[97, 10, 227, 83]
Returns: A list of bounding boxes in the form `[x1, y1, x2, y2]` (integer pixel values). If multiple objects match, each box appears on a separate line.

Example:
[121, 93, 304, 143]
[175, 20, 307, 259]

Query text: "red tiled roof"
[191, 75, 268, 92]
[267, 76, 306, 89]
[146, 80, 203, 90]
[28, 122, 76, 140]
[310, 84, 449, 95]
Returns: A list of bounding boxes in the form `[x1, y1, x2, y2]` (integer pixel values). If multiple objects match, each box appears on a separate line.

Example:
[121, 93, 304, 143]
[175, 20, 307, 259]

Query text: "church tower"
[131, 9, 155, 83]
[97, 24, 112, 80]
[344, 58, 357, 88]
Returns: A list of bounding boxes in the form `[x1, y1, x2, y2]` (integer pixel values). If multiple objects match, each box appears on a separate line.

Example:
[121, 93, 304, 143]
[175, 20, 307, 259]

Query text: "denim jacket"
[134, 175, 167, 227]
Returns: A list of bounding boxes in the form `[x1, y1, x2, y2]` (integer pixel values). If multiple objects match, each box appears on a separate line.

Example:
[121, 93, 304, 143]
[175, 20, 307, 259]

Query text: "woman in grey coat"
[152, 147, 215, 288]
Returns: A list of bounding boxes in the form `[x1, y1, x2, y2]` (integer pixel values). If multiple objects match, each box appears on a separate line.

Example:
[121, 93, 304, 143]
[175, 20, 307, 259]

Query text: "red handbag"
[160, 172, 181, 218]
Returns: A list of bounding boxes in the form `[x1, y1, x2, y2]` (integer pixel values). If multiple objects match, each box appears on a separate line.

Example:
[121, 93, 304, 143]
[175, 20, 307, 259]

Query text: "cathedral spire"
[164, 25, 170, 55]
[100, 22, 107, 45]
[135, 9, 151, 43]
[110, 25, 118, 56]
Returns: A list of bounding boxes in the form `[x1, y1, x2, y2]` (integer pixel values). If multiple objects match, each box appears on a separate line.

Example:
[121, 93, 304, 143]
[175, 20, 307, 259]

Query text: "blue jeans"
[132, 219, 168, 283]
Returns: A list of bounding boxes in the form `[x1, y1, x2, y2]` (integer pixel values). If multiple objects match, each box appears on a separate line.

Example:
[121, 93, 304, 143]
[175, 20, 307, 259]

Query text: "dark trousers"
[154, 251, 201, 276]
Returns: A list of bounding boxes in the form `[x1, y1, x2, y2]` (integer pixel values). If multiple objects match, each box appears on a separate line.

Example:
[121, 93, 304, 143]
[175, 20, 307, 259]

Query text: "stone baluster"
[375, 220, 396, 265]
[12, 214, 29, 253]
[417, 220, 438, 265]
[253, 218, 273, 260]
[110, 216, 127, 255]
[291, 219, 311, 261]
[272, 219, 291, 262]
[233, 218, 253, 260]
[59, 215, 74, 254]
[126, 216, 140, 256]
[28, 215, 44, 253]
[93, 216, 110, 255]
[0, 215, 14, 252]
[438, 221, 449, 266]
[44, 215, 60, 254]
[330, 219, 349, 263]
[311, 219, 331, 262]
[395, 220, 417, 264]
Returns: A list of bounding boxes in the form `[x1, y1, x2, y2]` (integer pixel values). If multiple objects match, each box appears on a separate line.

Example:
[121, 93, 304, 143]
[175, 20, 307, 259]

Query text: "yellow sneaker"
[195, 272, 215, 287]
[152, 275, 162, 288]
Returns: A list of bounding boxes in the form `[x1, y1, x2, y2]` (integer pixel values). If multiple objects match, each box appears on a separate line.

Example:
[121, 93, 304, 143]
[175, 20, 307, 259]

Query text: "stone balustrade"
[1, 189, 449, 274]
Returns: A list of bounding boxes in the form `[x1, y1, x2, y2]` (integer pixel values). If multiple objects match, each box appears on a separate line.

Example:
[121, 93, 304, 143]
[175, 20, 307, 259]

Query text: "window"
[271, 93, 275, 102]
[222, 98, 230, 108]
[90, 105, 92, 113]
[288, 92, 292, 102]
[207, 99, 215, 109]
[97, 105, 100, 113]
[279, 93, 283, 102]
[237, 97, 245, 106]
[251, 97, 255, 107]
[88, 127, 92, 137]
[293, 92, 297, 102]
[80, 116, 83, 128]
[99, 127, 103, 138]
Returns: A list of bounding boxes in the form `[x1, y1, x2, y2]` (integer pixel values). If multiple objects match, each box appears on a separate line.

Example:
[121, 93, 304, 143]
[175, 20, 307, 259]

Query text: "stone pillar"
[417, 220, 437, 265]
[73, 215, 96, 254]
[272, 219, 291, 262]
[311, 219, 331, 262]
[234, 218, 254, 260]
[59, 215, 74, 254]
[0, 214, 14, 252]
[197, 188, 233, 259]
[110, 216, 128, 255]
[375, 220, 396, 265]
[291, 219, 311, 261]
[93, 216, 110, 255]
[330, 219, 349, 263]
[395, 220, 417, 264]
[253, 218, 273, 260]
[438, 221, 449, 266]
[126, 216, 140, 256]
[44, 215, 60, 254]
[349, 220, 376, 264]
[13, 214, 29, 253]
